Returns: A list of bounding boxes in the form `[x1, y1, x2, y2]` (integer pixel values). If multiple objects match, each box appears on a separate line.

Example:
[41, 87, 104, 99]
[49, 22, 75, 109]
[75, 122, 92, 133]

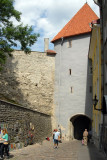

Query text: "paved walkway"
[9, 139, 106, 160]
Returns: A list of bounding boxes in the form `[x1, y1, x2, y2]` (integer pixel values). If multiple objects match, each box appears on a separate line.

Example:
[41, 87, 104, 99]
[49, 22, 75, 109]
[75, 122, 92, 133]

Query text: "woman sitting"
[1, 129, 9, 159]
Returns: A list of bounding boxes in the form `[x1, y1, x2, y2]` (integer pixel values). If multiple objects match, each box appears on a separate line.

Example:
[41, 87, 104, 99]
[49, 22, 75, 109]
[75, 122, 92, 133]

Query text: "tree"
[0, 0, 40, 69]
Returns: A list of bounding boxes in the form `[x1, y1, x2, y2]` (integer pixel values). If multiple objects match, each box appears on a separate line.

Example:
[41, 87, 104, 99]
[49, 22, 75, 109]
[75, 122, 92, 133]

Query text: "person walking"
[83, 129, 88, 146]
[54, 129, 60, 149]
[53, 129, 56, 144]
[1, 129, 9, 159]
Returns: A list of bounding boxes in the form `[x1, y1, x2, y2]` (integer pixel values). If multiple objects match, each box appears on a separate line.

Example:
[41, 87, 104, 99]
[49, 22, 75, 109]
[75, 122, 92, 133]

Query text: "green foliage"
[0, 0, 40, 68]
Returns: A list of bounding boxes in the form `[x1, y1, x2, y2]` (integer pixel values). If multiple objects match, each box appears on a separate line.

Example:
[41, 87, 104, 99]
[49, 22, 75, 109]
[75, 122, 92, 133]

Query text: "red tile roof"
[51, 3, 99, 43]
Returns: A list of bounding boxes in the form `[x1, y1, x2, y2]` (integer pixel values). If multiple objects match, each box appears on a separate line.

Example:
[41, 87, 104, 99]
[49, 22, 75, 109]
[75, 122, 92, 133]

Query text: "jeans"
[1, 143, 9, 158]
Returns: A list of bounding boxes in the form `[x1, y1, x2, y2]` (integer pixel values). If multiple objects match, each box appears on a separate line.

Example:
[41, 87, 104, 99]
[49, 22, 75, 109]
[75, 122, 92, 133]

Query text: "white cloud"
[14, 0, 100, 52]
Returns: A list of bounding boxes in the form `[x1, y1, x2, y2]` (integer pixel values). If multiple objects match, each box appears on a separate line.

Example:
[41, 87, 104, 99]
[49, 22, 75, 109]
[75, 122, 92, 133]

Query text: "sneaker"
[6, 156, 9, 159]
[54, 146, 58, 149]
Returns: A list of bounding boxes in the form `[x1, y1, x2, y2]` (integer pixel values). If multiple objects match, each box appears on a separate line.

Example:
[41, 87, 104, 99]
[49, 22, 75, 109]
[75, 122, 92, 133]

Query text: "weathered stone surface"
[0, 50, 55, 115]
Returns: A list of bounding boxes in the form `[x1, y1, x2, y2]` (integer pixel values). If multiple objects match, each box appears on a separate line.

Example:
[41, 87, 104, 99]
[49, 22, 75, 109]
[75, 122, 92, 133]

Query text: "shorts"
[54, 139, 58, 145]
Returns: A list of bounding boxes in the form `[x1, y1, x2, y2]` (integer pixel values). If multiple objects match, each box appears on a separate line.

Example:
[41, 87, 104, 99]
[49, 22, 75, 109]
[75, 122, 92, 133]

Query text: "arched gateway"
[70, 114, 92, 140]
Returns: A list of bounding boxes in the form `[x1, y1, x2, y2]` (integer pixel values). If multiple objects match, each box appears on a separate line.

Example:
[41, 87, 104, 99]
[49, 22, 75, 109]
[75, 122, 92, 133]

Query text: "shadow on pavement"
[88, 142, 106, 160]
[8, 154, 14, 159]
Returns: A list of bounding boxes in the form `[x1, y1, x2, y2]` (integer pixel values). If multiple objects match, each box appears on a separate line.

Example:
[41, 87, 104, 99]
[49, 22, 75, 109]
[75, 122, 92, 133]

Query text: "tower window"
[71, 87, 73, 93]
[69, 69, 72, 75]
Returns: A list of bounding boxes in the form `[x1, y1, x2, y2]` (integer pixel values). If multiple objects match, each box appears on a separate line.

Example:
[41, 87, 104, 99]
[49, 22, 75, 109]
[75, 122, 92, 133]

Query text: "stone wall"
[0, 100, 52, 149]
[0, 50, 55, 115]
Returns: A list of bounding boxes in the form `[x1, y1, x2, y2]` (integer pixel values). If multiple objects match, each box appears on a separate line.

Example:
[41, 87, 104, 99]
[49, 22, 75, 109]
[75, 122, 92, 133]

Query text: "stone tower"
[51, 3, 99, 140]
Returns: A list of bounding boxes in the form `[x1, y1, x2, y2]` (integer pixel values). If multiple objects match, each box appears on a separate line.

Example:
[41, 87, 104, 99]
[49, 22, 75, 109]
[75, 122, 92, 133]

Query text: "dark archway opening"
[70, 115, 92, 140]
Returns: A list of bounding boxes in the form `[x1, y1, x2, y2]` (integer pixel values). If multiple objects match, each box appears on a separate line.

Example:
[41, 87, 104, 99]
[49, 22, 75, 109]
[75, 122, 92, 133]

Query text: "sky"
[14, 0, 100, 52]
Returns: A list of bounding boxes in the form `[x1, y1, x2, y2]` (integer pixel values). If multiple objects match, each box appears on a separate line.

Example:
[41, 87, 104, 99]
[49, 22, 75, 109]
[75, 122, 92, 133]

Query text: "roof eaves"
[51, 31, 91, 43]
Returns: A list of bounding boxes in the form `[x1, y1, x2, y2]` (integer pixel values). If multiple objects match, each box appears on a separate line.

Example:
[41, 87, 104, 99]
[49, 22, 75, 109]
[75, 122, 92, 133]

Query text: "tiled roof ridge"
[51, 3, 99, 43]
[63, 3, 94, 35]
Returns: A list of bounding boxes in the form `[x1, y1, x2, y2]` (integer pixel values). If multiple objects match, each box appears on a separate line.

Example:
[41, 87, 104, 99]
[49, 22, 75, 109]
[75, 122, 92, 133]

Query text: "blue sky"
[13, 0, 99, 52]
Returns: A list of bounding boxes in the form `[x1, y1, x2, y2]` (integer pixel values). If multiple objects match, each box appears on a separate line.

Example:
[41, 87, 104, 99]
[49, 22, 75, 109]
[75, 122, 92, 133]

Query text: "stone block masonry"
[0, 50, 55, 115]
[0, 100, 52, 150]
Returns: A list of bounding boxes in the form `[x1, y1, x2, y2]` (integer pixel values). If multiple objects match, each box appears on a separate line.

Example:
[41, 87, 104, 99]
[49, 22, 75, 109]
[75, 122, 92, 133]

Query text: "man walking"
[54, 129, 60, 149]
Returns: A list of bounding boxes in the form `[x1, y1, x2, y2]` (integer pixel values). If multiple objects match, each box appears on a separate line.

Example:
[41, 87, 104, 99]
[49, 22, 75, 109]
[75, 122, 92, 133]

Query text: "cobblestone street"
[9, 139, 106, 160]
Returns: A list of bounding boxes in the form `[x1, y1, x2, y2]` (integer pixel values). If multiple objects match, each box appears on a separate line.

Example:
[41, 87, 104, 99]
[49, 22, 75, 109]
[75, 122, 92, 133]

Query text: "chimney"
[44, 38, 49, 52]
